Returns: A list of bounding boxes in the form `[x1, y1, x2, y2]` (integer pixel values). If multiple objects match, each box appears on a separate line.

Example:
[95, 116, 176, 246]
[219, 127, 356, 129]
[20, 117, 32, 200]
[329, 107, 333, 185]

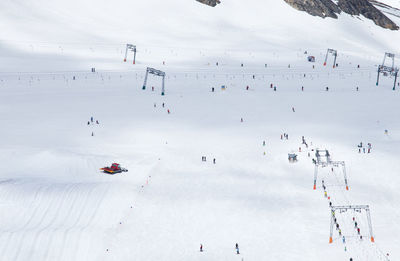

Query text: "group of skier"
[87, 116, 99, 126]
[357, 142, 372, 154]
[199, 243, 240, 254]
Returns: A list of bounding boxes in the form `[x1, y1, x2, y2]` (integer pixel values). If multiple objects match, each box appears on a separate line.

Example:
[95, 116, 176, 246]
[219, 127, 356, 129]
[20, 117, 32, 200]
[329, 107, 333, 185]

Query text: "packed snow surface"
[0, 0, 400, 260]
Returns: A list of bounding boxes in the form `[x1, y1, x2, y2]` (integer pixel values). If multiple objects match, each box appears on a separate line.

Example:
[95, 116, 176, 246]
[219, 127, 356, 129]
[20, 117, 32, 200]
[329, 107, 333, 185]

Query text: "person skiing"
[241, 118, 243, 122]
[162, 103, 165, 108]
[167, 109, 170, 114]
[235, 243, 239, 254]
[246, 86, 249, 90]
[292, 107, 295, 112]
[301, 86, 304, 91]
[263, 141, 266, 146]
[342, 236, 346, 244]
[200, 244, 203, 252]
[213, 158, 216, 164]
[96, 120, 99, 124]
[357, 228, 360, 234]
[91, 116, 93, 123]
[87, 121, 90, 125]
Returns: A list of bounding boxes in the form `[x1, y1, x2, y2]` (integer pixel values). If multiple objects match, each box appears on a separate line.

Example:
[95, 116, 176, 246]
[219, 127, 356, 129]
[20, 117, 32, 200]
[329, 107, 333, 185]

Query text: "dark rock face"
[196, 0, 220, 7]
[283, 0, 340, 18]
[338, 0, 399, 30]
[284, 0, 399, 30]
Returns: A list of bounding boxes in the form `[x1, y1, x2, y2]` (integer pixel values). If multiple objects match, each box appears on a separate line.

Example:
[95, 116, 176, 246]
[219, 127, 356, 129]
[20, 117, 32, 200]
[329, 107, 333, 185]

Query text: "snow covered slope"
[0, 0, 400, 261]
[0, 0, 400, 71]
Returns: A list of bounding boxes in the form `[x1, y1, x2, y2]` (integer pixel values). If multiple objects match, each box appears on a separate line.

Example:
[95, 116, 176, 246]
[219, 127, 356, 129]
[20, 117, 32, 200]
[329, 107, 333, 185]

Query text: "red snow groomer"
[100, 163, 128, 174]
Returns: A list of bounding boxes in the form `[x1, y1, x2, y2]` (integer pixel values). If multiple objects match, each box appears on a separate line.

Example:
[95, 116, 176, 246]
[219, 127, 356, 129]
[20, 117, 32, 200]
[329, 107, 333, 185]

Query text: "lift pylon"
[142, 67, 166, 95]
[329, 205, 375, 244]
[124, 44, 137, 64]
[313, 150, 349, 190]
[376, 52, 399, 90]
[323, 49, 338, 68]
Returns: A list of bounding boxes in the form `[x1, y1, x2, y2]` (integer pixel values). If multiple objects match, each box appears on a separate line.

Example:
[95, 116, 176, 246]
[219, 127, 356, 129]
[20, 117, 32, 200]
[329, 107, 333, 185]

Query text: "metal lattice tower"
[323, 49, 338, 68]
[376, 52, 399, 90]
[124, 44, 137, 64]
[329, 205, 375, 244]
[143, 67, 166, 95]
[313, 149, 349, 191]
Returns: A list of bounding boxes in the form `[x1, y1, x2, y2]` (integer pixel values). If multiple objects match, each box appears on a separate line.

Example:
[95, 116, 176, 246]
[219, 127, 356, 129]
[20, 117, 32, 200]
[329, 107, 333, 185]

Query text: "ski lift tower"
[323, 49, 338, 68]
[313, 149, 349, 191]
[376, 52, 399, 90]
[142, 67, 166, 95]
[329, 205, 375, 243]
[124, 44, 137, 64]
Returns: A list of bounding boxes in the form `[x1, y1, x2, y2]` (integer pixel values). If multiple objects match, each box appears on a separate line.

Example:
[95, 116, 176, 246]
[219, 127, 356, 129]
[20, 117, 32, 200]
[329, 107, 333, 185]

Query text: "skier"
[356, 87, 359, 91]
[152, 86, 154, 91]
[200, 244, 203, 252]
[273, 86, 276, 91]
[235, 243, 239, 254]
[301, 86, 304, 91]
[357, 228, 360, 234]
[167, 109, 170, 114]
[213, 158, 216, 164]
[212, 87, 214, 92]
[342, 236, 346, 244]
[246, 86, 249, 90]
[292, 107, 295, 112]
[263, 141, 266, 146]
[154, 103, 156, 108]
[162, 103, 165, 108]
[91, 132, 94, 136]
[87, 121, 90, 125]
[355, 221, 358, 228]
[91, 117, 93, 122]
[241, 118, 243, 122]
[96, 120, 99, 124]
[280, 134, 283, 140]
[363, 147, 366, 153]
[326, 87, 329, 91]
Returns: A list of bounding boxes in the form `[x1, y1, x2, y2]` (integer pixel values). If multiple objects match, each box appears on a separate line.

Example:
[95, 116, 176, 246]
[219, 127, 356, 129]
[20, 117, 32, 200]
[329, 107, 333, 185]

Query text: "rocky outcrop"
[338, 0, 399, 30]
[284, 0, 399, 30]
[283, 0, 340, 18]
[196, 0, 220, 7]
